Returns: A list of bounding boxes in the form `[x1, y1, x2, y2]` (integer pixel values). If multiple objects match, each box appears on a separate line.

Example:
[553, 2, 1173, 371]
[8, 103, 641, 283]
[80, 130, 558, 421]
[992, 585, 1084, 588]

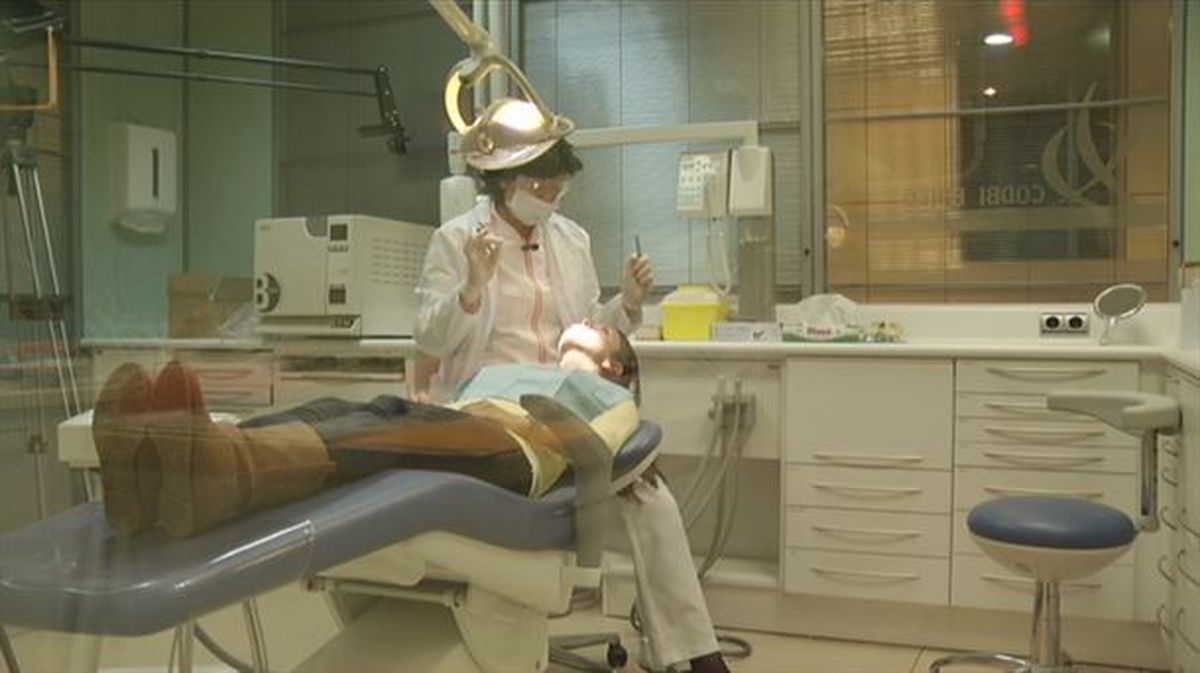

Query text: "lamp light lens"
[492, 100, 546, 132]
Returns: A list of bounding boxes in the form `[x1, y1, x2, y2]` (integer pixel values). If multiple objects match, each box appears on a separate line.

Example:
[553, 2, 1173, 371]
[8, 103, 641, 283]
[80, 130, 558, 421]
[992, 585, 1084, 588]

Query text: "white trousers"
[617, 478, 720, 670]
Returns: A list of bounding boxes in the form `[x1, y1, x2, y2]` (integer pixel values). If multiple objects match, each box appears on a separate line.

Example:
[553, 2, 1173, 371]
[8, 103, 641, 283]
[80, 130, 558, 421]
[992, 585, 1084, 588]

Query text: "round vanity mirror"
[1093, 283, 1146, 345]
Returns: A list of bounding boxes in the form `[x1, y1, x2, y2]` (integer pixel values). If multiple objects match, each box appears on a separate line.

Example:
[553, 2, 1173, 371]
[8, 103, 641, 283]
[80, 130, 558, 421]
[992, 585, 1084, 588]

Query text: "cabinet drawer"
[952, 554, 1133, 620]
[956, 393, 1095, 422]
[957, 360, 1138, 394]
[274, 378, 405, 409]
[957, 418, 1137, 449]
[955, 443, 1137, 474]
[1175, 581, 1200, 665]
[787, 464, 951, 513]
[954, 467, 1136, 514]
[786, 359, 952, 466]
[784, 549, 949, 605]
[953, 510, 1135, 564]
[787, 507, 949, 558]
[179, 351, 273, 409]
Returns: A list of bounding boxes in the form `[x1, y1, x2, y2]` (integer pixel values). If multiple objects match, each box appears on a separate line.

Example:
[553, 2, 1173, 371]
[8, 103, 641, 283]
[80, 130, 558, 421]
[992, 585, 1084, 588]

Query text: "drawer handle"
[1176, 609, 1200, 654]
[1161, 507, 1179, 531]
[983, 486, 1103, 499]
[811, 482, 924, 498]
[278, 373, 403, 383]
[810, 524, 923, 540]
[983, 401, 1074, 417]
[1161, 467, 1179, 488]
[983, 427, 1106, 443]
[1181, 511, 1200, 540]
[981, 450, 1105, 467]
[812, 452, 925, 467]
[1177, 551, 1200, 588]
[206, 390, 255, 400]
[810, 566, 920, 582]
[984, 366, 1107, 380]
[980, 574, 1101, 591]
[193, 367, 257, 380]
[1158, 555, 1177, 585]
[1158, 605, 1174, 639]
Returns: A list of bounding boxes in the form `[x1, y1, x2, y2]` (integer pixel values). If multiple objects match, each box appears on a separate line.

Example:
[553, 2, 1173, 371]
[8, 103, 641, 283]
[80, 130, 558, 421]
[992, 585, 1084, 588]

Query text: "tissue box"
[168, 273, 252, 338]
[714, 322, 782, 343]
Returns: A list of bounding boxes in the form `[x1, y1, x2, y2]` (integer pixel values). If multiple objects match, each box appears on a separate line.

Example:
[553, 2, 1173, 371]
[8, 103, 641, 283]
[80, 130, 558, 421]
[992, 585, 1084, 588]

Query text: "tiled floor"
[4, 585, 1160, 673]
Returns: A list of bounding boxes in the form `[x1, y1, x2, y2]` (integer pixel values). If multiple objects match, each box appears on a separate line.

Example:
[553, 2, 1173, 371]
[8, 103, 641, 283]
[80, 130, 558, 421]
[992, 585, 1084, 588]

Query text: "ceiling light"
[983, 32, 1014, 46]
[983, 87, 998, 97]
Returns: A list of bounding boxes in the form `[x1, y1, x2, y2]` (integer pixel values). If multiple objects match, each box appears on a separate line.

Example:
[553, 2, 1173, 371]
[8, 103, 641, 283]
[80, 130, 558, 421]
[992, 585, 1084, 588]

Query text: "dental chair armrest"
[1047, 390, 1181, 433]
[519, 395, 612, 570]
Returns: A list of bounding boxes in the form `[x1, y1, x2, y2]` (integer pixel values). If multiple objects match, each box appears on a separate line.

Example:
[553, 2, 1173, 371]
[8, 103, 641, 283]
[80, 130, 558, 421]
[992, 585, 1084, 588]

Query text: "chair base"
[930, 579, 1077, 673]
[549, 633, 628, 673]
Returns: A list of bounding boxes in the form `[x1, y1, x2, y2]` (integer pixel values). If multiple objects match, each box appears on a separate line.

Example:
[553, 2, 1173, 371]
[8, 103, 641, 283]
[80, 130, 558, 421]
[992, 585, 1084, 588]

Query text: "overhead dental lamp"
[428, 0, 574, 171]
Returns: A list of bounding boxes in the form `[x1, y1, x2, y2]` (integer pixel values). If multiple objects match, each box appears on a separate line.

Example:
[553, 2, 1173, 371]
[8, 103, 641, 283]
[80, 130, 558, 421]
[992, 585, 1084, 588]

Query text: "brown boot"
[93, 363, 156, 535]
[238, 422, 337, 512]
[133, 361, 210, 530]
[152, 413, 335, 538]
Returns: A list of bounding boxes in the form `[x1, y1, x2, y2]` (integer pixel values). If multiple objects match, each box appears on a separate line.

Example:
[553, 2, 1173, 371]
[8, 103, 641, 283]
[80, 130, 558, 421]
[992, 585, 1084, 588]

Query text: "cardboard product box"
[169, 273, 253, 338]
[714, 321, 782, 343]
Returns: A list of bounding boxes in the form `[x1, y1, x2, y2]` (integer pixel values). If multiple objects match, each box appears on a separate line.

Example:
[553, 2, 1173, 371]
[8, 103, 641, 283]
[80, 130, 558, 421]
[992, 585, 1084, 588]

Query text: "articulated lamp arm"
[427, 0, 568, 141]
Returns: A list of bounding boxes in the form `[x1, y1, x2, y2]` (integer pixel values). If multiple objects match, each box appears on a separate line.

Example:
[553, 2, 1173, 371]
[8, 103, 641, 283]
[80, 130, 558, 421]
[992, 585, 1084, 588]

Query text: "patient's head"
[557, 322, 640, 399]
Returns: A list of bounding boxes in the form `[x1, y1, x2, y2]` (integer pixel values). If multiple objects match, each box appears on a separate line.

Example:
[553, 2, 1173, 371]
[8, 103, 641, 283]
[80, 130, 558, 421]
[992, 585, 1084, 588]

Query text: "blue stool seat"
[968, 497, 1136, 550]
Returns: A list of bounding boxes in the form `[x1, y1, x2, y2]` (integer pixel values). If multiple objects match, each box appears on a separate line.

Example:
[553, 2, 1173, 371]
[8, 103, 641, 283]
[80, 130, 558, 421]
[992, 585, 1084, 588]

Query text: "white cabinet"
[640, 359, 779, 459]
[91, 347, 274, 414]
[952, 359, 1141, 620]
[783, 358, 954, 604]
[1164, 370, 1200, 672]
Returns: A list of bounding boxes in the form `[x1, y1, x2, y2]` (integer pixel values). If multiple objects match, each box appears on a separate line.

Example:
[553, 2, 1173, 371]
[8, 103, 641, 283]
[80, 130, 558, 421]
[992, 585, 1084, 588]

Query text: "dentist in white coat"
[414, 102, 733, 673]
[415, 134, 653, 400]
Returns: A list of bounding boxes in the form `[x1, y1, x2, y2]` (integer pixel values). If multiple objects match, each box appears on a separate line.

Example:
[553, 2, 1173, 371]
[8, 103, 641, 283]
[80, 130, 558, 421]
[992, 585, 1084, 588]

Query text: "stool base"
[928, 651, 1076, 673]
[929, 580, 1077, 673]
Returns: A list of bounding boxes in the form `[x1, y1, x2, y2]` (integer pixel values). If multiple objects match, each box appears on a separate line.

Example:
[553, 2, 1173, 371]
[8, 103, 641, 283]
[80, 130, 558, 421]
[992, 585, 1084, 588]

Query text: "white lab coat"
[415, 199, 636, 399]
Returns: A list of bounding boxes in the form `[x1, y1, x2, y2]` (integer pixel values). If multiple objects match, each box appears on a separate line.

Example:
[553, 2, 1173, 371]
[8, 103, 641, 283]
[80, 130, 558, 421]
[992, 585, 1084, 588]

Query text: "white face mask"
[506, 187, 558, 227]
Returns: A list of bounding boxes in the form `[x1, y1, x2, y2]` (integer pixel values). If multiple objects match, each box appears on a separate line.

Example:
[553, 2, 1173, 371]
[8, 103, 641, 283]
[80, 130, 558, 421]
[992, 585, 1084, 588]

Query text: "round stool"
[931, 497, 1136, 673]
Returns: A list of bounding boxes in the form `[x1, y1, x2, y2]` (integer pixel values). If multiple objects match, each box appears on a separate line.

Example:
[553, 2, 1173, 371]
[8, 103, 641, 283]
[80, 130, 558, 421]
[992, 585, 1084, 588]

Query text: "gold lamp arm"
[430, 0, 568, 136]
[428, 0, 495, 57]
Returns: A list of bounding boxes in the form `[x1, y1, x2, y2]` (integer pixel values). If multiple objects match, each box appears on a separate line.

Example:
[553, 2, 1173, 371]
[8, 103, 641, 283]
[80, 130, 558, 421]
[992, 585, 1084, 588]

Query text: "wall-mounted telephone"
[676, 146, 773, 219]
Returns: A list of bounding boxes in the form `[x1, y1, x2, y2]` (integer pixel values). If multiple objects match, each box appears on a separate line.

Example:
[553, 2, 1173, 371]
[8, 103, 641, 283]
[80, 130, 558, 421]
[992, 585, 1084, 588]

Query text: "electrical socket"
[1040, 312, 1089, 336]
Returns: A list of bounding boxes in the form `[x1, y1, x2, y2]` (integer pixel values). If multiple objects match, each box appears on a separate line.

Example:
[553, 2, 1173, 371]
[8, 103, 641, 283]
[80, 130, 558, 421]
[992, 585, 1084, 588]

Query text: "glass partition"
[824, 0, 1173, 302]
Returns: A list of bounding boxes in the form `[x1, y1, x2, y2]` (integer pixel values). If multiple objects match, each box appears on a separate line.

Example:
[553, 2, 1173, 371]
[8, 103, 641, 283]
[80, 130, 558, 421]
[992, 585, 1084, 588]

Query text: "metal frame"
[12, 34, 408, 154]
[808, 0, 1183, 301]
[801, 0, 826, 297]
[1169, 0, 1188, 294]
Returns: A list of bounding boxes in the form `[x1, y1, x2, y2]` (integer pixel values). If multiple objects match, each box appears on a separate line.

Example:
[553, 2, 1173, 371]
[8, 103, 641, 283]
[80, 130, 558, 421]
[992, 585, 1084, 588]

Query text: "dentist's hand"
[622, 254, 654, 312]
[461, 227, 502, 311]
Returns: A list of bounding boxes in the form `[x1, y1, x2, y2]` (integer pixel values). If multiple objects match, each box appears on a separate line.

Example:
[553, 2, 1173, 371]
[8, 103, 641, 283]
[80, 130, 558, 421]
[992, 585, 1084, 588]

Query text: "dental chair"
[0, 396, 661, 673]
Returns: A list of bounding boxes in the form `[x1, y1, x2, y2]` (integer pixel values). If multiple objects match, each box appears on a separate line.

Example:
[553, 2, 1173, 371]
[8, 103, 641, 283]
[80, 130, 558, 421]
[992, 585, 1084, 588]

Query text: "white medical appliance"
[110, 123, 178, 235]
[253, 214, 432, 337]
[676, 146, 773, 219]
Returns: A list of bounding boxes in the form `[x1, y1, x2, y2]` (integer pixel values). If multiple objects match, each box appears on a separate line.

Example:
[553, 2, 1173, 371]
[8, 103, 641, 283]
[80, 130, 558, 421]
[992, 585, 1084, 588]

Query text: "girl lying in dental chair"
[92, 321, 732, 673]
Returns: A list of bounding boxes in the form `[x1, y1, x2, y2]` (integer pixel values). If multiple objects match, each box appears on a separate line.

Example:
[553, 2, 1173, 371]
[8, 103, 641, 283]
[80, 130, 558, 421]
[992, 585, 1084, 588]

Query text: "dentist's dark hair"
[477, 139, 583, 203]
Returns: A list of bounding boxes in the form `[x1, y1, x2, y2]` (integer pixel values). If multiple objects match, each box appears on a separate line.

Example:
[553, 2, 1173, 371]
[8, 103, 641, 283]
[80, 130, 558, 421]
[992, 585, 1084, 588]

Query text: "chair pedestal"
[930, 580, 1070, 673]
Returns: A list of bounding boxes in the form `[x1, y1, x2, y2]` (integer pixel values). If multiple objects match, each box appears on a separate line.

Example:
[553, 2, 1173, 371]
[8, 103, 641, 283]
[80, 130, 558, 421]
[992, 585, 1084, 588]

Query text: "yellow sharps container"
[660, 285, 730, 341]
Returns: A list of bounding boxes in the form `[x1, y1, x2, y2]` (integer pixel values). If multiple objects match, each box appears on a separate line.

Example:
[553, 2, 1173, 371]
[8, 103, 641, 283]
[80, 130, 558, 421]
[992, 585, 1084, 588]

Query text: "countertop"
[81, 336, 1200, 376]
